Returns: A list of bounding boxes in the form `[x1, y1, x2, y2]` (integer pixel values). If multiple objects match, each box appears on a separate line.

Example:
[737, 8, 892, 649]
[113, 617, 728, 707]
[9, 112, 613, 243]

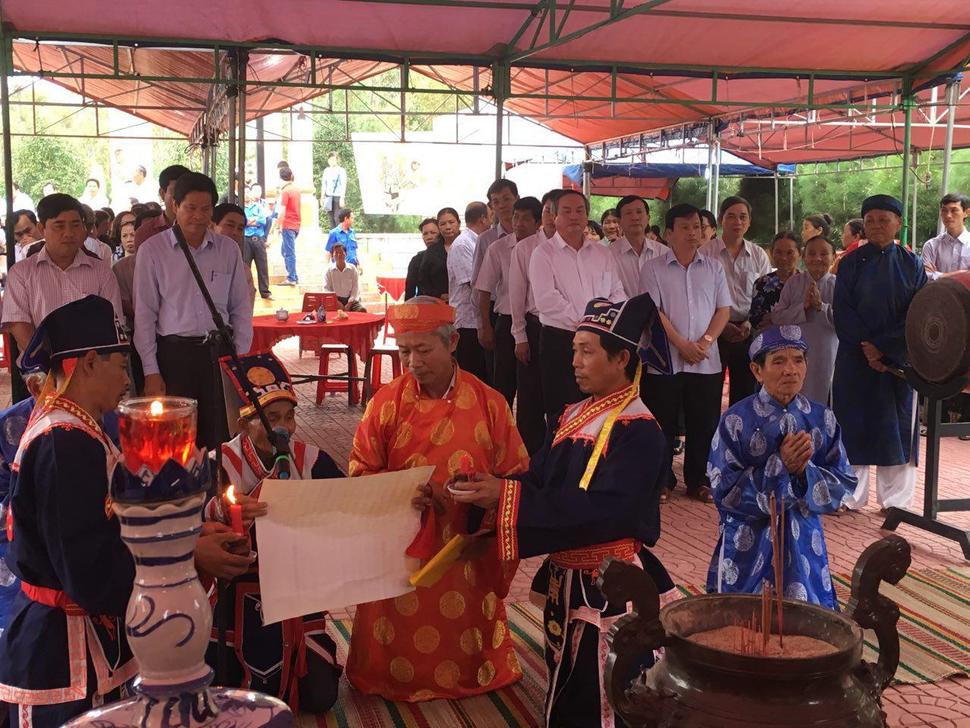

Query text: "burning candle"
[118, 397, 198, 478]
[226, 485, 245, 536]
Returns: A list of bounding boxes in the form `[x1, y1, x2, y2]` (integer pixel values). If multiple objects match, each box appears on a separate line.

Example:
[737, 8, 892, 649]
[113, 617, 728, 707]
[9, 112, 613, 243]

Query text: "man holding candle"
[346, 296, 529, 703]
[202, 351, 343, 713]
[451, 292, 676, 728]
[706, 325, 857, 611]
[0, 295, 136, 727]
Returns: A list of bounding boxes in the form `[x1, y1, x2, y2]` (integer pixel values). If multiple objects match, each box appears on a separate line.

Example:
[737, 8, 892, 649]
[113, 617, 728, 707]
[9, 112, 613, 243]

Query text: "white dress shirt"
[608, 235, 665, 298]
[474, 232, 517, 315]
[323, 262, 360, 301]
[508, 229, 546, 344]
[447, 228, 480, 329]
[700, 237, 771, 321]
[921, 228, 970, 280]
[529, 232, 626, 331]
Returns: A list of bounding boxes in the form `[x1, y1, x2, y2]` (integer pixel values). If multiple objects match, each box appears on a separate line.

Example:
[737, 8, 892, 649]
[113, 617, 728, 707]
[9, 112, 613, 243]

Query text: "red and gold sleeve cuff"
[497, 478, 521, 562]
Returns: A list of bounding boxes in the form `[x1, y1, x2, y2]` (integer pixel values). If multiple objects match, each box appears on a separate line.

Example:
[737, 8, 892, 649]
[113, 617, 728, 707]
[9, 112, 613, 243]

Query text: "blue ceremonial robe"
[496, 384, 674, 728]
[0, 399, 119, 641]
[0, 399, 135, 728]
[706, 388, 857, 611]
[832, 243, 926, 465]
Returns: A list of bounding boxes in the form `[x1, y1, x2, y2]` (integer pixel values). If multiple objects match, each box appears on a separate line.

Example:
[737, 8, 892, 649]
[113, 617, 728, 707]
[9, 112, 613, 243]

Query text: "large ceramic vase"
[67, 397, 293, 728]
[598, 535, 912, 728]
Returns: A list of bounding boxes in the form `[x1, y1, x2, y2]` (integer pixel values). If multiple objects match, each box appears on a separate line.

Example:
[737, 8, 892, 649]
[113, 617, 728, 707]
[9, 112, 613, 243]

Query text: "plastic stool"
[362, 345, 402, 406]
[315, 344, 359, 405]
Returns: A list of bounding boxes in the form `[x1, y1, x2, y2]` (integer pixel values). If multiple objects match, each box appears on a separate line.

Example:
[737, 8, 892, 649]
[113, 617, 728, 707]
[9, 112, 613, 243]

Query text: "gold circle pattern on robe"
[372, 616, 395, 645]
[439, 590, 466, 619]
[413, 625, 441, 654]
[390, 656, 415, 683]
[477, 660, 496, 687]
[492, 620, 506, 650]
[482, 591, 498, 621]
[434, 660, 461, 689]
[394, 592, 420, 617]
[459, 627, 484, 655]
[430, 418, 455, 446]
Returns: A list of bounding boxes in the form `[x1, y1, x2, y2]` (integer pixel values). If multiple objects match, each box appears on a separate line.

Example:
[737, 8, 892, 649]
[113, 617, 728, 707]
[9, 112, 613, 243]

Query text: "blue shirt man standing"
[326, 207, 360, 269]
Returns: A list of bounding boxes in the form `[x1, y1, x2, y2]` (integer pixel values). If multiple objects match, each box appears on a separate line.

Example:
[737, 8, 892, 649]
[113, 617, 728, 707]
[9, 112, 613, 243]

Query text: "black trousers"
[718, 330, 757, 405]
[243, 235, 270, 297]
[456, 327, 487, 382]
[516, 313, 547, 455]
[481, 301, 497, 387]
[641, 372, 722, 493]
[336, 295, 366, 312]
[540, 324, 583, 423]
[492, 313, 517, 407]
[156, 335, 231, 450]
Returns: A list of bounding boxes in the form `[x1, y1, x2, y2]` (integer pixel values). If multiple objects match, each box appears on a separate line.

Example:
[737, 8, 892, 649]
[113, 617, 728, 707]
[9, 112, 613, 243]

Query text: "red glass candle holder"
[118, 397, 198, 478]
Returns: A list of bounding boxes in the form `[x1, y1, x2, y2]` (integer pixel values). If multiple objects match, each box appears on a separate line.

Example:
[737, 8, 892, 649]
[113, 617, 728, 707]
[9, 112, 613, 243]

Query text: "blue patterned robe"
[706, 388, 857, 610]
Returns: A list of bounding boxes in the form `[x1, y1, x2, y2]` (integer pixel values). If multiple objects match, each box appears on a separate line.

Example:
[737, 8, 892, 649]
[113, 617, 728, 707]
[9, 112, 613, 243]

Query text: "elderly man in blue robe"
[833, 194, 927, 511]
[706, 325, 857, 610]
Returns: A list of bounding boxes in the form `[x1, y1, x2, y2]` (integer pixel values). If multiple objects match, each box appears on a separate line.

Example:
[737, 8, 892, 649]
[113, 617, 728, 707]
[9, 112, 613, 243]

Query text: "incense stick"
[778, 495, 786, 648]
[762, 580, 770, 653]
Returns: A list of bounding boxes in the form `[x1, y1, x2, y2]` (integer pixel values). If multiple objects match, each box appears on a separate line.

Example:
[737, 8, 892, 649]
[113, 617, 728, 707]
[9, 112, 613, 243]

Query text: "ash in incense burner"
[598, 535, 911, 728]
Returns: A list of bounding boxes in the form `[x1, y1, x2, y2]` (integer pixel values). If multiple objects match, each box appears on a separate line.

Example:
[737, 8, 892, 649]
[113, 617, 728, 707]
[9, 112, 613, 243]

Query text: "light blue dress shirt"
[639, 247, 732, 375]
[133, 227, 253, 376]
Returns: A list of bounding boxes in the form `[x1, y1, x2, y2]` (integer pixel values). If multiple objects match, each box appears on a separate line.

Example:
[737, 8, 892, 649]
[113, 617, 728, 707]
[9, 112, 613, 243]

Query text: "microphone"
[272, 427, 292, 480]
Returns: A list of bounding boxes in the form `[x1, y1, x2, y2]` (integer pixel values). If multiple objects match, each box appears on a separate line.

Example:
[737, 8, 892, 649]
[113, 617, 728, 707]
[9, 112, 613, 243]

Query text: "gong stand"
[882, 382, 970, 560]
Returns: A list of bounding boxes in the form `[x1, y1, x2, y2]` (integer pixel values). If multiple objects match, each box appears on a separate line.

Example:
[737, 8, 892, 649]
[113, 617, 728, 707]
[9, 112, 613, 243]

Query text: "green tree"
[9, 136, 87, 201]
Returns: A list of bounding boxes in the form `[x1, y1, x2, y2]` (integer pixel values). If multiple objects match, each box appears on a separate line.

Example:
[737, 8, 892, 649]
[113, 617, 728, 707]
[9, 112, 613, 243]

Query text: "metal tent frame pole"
[712, 137, 722, 213]
[236, 51, 249, 202]
[900, 80, 915, 244]
[705, 120, 715, 211]
[789, 176, 794, 230]
[911, 151, 919, 248]
[493, 62, 508, 181]
[938, 76, 958, 234]
[0, 22, 27, 402]
[773, 173, 779, 233]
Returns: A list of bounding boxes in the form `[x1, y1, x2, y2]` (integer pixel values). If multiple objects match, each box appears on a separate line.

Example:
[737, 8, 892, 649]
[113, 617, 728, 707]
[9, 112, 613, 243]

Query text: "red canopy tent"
[1, 1, 968, 217]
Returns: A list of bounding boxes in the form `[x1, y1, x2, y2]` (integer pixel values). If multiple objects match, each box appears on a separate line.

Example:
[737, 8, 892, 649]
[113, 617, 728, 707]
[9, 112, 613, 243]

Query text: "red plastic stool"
[315, 344, 359, 405]
[362, 345, 402, 406]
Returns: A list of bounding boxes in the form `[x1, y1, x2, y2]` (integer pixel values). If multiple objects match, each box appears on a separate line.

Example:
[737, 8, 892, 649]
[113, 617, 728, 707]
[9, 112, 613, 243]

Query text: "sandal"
[691, 486, 714, 504]
[659, 490, 670, 504]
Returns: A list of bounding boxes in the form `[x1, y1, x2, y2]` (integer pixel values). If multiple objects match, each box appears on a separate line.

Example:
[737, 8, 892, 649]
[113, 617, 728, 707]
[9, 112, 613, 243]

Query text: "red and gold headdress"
[387, 300, 455, 334]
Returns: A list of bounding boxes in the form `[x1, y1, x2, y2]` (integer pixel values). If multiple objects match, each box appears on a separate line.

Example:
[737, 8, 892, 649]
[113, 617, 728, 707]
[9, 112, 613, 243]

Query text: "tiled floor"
[4, 295, 968, 726]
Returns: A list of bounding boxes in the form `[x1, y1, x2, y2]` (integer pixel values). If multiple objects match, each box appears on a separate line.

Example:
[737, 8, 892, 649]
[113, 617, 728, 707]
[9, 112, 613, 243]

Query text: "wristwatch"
[702, 334, 714, 343]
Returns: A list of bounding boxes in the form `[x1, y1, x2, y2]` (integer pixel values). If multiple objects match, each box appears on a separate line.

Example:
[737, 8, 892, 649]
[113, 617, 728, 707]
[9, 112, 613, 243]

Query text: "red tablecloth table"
[250, 312, 385, 404]
[376, 276, 407, 302]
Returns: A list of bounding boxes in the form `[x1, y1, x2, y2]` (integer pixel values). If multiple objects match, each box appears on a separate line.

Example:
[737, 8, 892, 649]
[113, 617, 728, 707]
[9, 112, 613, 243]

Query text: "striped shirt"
[1, 245, 123, 328]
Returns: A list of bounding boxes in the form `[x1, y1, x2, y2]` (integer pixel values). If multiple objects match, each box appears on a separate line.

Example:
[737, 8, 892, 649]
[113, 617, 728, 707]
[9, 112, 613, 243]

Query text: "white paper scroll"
[255, 466, 434, 625]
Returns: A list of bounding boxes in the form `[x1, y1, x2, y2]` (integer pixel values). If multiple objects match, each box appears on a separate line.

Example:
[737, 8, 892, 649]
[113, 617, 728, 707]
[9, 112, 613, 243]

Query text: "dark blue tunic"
[0, 425, 134, 726]
[832, 243, 926, 465]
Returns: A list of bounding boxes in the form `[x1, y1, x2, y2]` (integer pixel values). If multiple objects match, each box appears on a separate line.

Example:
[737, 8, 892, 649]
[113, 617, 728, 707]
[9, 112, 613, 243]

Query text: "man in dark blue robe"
[833, 195, 927, 510]
[0, 296, 135, 727]
[451, 292, 675, 728]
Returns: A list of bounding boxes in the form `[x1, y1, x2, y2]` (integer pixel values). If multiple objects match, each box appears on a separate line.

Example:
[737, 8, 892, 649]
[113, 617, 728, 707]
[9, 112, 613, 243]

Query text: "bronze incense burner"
[598, 535, 911, 728]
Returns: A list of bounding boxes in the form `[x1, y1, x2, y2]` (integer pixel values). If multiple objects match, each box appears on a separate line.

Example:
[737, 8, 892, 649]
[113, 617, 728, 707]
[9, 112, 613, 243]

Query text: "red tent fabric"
[2, 0, 969, 152]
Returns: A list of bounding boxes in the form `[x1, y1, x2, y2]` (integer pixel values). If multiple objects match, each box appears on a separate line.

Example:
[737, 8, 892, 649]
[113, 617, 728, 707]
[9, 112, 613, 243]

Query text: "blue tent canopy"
[563, 160, 796, 185]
